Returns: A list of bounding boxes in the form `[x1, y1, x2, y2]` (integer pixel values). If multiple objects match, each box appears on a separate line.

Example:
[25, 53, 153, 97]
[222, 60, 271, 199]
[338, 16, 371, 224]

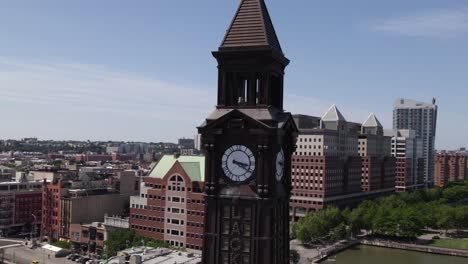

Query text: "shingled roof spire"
[220, 0, 283, 53]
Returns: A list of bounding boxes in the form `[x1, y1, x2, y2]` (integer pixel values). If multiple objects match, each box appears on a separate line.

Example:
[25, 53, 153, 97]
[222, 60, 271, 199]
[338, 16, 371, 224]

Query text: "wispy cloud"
[0, 58, 215, 120]
[0, 58, 391, 141]
[371, 7, 468, 37]
[0, 57, 216, 140]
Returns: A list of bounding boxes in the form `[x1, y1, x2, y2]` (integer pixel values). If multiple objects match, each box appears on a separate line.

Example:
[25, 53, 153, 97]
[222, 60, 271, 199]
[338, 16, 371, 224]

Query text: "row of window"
[293, 158, 325, 163]
[295, 152, 324, 156]
[291, 199, 323, 205]
[187, 210, 204, 216]
[187, 221, 204, 228]
[297, 145, 322, 150]
[292, 192, 323, 198]
[293, 165, 324, 170]
[131, 214, 164, 222]
[166, 229, 184, 236]
[298, 137, 323, 143]
[132, 224, 163, 233]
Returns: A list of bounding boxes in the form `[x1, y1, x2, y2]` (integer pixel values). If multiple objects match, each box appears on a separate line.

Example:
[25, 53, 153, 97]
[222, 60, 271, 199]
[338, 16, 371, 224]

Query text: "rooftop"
[321, 104, 346, 122]
[148, 155, 205, 182]
[220, 0, 283, 53]
[112, 247, 201, 264]
[394, 98, 437, 109]
[362, 113, 383, 128]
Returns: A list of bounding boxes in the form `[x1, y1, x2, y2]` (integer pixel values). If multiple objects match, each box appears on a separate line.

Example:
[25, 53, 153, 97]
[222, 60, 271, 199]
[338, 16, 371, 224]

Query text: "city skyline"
[1, 0, 467, 149]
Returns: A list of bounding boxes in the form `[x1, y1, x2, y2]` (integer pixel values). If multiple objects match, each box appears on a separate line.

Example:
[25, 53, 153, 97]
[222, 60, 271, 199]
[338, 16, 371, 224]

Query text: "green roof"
[148, 155, 205, 182]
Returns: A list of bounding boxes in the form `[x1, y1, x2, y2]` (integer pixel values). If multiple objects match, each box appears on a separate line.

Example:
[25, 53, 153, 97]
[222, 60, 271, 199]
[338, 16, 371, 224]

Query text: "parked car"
[80, 257, 91, 263]
[55, 249, 71, 258]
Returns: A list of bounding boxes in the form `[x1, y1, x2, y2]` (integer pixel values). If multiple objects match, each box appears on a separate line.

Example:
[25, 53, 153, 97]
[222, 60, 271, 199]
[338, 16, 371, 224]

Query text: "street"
[1, 240, 76, 264]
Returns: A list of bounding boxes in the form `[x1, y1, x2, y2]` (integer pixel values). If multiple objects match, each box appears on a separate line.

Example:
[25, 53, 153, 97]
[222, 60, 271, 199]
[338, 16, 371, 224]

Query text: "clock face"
[222, 145, 256, 182]
[275, 148, 285, 181]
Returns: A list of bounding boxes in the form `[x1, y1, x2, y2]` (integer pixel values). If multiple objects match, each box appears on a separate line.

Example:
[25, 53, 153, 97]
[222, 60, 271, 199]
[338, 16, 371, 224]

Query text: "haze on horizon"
[1, 0, 467, 150]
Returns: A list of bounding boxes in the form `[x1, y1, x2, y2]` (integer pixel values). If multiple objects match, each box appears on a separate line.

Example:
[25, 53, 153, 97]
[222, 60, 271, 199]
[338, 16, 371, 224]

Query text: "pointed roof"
[363, 113, 383, 128]
[148, 155, 205, 181]
[220, 0, 283, 53]
[321, 104, 346, 122]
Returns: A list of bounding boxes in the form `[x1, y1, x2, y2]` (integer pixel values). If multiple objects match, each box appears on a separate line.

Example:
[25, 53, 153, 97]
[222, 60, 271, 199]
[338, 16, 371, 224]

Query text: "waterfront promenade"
[291, 236, 468, 263]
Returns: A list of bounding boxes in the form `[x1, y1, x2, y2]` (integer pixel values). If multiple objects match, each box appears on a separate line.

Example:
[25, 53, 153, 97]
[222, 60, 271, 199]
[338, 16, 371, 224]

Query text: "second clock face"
[222, 145, 256, 182]
[276, 148, 285, 181]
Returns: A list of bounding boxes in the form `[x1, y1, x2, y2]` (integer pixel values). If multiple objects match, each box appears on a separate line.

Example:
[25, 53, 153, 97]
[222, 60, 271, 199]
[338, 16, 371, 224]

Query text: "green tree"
[104, 229, 136, 257]
[290, 250, 300, 264]
[435, 206, 456, 234]
[331, 223, 348, 242]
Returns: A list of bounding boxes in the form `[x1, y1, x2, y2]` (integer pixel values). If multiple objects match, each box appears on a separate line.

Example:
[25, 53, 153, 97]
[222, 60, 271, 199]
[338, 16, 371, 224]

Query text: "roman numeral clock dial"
[222, 145, 256, 182]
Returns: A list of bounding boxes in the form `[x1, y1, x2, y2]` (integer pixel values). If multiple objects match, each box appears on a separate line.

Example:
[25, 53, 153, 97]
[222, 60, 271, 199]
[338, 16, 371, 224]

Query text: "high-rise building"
[386, 129, 425, 192]
[393, 98, 438, 185]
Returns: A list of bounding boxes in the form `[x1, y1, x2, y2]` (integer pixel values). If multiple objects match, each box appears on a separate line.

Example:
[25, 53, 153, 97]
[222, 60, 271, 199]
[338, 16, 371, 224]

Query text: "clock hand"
[233, 160, 249, 170]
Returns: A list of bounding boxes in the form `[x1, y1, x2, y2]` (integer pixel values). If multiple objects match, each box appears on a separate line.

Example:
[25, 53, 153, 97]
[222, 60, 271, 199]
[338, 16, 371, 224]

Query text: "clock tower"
[198, 0, 297, 263]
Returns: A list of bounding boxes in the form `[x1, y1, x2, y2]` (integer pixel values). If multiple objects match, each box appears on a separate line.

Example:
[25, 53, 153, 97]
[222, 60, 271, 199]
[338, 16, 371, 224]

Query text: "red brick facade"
[41, 179, 63, 241]
[130, 161, 205, 250]
[290, 155, 362, 219]
[0, 182, 42, 233]
[435, 153, 467, 187]
[70, 223, 105, 255]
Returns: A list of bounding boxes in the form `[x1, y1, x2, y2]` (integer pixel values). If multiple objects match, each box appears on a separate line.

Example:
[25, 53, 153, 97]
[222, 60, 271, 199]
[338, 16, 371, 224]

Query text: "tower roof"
[220, 0, 283, 53]
[363, 113, 383, 128]
[321, 104, 346, 122]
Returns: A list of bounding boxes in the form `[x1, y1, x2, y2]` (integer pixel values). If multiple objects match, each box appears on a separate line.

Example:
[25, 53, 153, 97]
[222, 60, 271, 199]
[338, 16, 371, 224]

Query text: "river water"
[321, 245, 467, 264]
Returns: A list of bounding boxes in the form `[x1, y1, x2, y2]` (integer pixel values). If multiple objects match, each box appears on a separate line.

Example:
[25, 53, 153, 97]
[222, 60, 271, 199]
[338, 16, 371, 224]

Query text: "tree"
[122, 198, 130, 217]
[347, 209, 365, 237]
[105, 229, 136, 257]
[331, 223, 348, 242]
[290, 250, 300, 264]
[453, 206, 468, 231]
[435, 206, 456, 234]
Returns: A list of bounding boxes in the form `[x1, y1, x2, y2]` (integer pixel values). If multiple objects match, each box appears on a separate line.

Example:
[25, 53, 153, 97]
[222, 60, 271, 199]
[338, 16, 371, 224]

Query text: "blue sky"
[0, 0, 467, 149]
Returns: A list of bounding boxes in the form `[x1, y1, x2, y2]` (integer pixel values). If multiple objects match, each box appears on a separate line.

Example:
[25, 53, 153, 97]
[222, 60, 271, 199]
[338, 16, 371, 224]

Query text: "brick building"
[70, 222, 106, 255]
[69, 215, 129, 255]
[130, 155, 205, 250]
[289, 106, 396, 221]
[435, 151, 467, 187]
[359, 113, 395, 193]
[41, 169, 134, 242]
[0, 182, 42, 235]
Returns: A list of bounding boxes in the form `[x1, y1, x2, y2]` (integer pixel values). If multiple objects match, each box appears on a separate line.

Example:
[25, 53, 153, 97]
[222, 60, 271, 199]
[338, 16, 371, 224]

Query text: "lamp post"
[31, 213, 37, 247]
